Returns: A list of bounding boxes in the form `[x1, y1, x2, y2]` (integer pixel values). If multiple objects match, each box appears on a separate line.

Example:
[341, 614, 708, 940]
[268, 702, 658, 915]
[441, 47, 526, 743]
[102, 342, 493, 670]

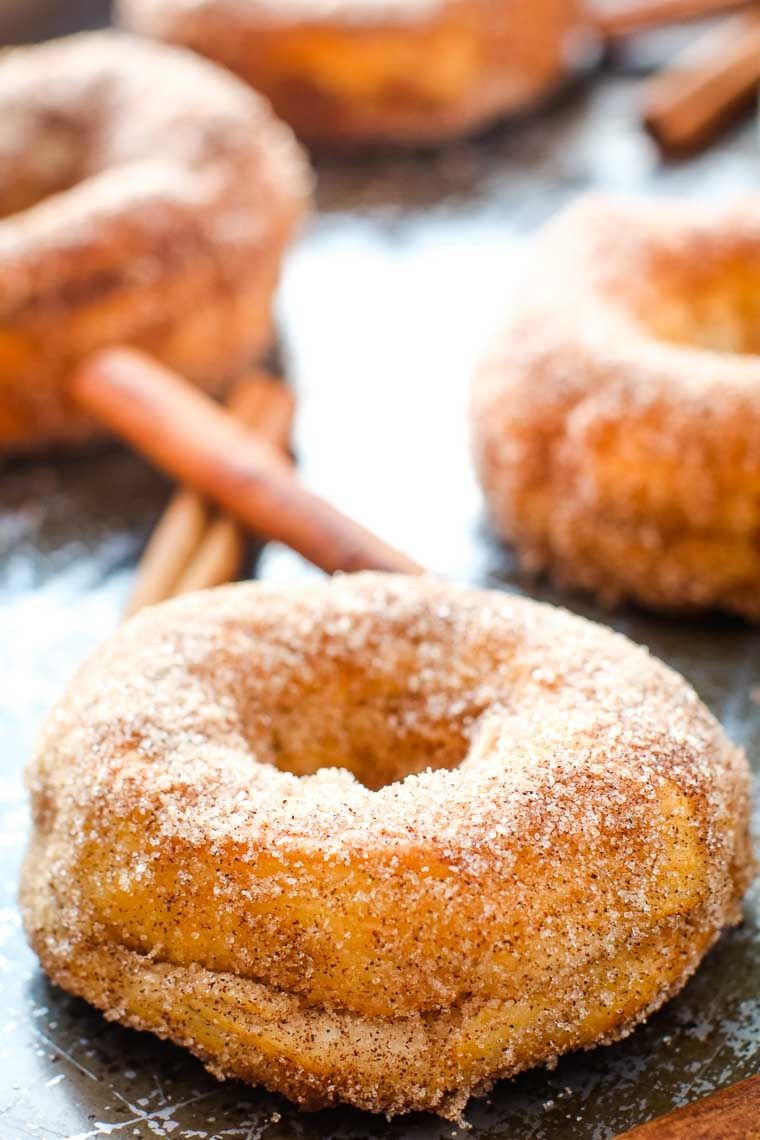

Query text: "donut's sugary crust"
[21, 574, 753, 1116]
[118, 0, 585, 145]
[0, 31, 310, 452]
[472, 194, 760, 620]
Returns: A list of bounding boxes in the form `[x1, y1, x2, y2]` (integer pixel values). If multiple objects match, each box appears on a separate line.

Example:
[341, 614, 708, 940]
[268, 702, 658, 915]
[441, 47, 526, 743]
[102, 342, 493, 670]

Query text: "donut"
[117, 0, 585, 146]
[0, 31, 310, 453]
[21, 573, 752, 1117]
[472, 194, 760, 619]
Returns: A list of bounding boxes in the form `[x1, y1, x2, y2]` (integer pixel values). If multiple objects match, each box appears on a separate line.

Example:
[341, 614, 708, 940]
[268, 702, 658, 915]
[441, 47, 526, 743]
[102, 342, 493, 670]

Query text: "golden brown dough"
[0, 31, 310, 453]
[472, 194, 760, 619]
[118, 0, 585, 145]
[21, 573, 753, 1117]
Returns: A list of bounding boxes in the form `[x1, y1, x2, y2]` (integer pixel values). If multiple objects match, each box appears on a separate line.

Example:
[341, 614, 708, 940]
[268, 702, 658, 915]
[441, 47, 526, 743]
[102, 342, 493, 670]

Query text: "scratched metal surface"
[0, 7, 759, 1139]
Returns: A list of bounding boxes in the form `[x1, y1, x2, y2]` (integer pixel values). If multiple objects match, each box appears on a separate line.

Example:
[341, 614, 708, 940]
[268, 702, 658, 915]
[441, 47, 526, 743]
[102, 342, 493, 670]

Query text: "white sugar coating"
[471, 193, 760, 620]
[20, 573, 754, 1117]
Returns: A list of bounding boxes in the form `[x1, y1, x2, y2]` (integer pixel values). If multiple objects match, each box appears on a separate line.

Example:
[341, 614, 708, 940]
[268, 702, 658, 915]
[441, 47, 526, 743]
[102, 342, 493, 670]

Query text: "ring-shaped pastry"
[21, 574, 753, 1115]
[118, 0, 585, 145]
[0, 31, 309, 452]
[472, 195, 760, 619]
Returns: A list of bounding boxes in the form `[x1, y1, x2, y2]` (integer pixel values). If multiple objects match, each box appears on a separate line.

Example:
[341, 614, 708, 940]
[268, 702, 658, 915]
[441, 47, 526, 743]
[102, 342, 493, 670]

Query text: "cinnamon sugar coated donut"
[472, 194, 760, 619]
[0, 31, 310, 452]
[21, 573, 753, 1118]
[118, 0, 585, 145]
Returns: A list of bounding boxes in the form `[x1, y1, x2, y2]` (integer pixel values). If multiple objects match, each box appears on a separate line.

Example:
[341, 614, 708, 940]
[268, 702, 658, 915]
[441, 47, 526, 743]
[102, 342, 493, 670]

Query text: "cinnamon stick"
[171, 514, 248, 596]
[124, 489, 209, 617]
[222, 373, 295, 457]
[642, 11, 760, 152]
[123, 374, 294, 616]
[615, 1073, 760, 1137]
[71, 347, 421, 577]
[594, 0, 753, 40]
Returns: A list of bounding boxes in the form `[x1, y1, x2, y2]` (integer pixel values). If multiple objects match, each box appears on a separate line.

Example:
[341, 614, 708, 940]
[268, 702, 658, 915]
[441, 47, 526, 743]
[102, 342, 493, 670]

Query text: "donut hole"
[194, 594, 507, 791]
[224, 631, 489, 791]
[0, 116, 88, 219]
[639, 253, 760, 355]
[244, 687, 475, 791]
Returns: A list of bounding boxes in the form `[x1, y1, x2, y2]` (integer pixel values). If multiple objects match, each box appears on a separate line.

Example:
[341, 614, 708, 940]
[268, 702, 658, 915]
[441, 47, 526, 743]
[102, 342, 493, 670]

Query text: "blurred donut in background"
[118, 0, 587, 145]
[0, 30, 310, 452]
[471, 194, 760, 620]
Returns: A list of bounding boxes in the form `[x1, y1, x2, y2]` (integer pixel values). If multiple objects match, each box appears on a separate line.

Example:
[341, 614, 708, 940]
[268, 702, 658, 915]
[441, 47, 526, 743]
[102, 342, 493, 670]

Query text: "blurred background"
[0, 0, 109, 40]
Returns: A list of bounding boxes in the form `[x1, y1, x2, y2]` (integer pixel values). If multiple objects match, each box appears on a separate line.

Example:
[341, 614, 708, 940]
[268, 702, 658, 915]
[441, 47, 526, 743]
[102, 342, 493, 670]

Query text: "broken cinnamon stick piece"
[123, 373, 294, 616]
[124, 489, 209, 618]
[172, 514, 248, 596]
[615, 1073, 760, 1137]
[71, 347, 422, 577]
[594, 0, 752, 40]
[642, 11, 760, 153]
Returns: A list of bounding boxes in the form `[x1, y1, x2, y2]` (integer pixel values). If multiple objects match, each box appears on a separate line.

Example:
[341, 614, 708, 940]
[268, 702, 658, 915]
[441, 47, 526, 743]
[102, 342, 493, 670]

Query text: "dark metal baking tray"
[0, 7, 758, 1138]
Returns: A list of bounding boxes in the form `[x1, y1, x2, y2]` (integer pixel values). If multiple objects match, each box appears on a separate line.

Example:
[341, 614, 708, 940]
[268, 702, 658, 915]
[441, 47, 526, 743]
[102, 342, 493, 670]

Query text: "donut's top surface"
[34, 572, 745, 862]
[0, 30, 310, 290]
[486, 193, 760, 382]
